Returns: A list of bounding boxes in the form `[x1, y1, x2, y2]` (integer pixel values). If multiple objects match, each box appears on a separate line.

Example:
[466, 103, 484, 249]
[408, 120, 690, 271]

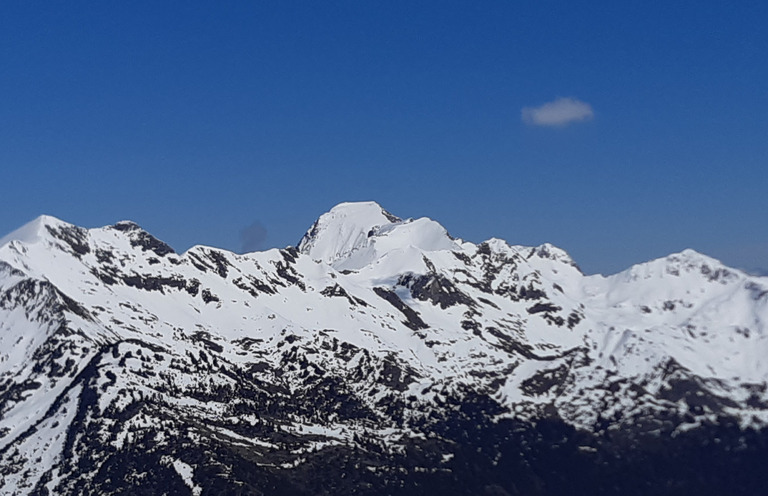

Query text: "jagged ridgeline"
[1, 202, 768, 495]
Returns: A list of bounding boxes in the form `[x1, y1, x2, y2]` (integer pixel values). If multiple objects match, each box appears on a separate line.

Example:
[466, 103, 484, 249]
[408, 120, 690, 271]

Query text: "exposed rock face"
[1, 203, 768, 495]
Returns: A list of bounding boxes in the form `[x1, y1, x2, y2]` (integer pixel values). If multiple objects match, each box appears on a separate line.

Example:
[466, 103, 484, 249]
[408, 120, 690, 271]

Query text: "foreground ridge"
[1, 203, 768, 495]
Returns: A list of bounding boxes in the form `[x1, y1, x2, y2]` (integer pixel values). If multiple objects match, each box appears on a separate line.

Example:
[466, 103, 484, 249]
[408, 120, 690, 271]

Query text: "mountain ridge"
[1, 202, 767, 495]
[1, 207, 735, 280]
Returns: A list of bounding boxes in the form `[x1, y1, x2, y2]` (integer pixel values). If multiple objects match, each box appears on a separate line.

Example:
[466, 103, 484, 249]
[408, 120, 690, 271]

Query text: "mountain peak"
[611, 248, 739, 285]
[0, 214, 72, 248]
[531, 242, 580, 268]
[297, 201, 402, 265]
[110, 220, 143, 232]
[297, 202, 460, 269]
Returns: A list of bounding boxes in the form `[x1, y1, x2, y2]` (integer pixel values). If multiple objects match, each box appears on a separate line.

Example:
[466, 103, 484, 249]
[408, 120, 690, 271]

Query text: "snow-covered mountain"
[1, 201, 767, 495]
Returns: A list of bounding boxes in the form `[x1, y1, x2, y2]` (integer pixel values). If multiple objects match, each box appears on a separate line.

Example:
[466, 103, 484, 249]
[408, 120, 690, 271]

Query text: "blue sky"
[1, 1, 766, 275]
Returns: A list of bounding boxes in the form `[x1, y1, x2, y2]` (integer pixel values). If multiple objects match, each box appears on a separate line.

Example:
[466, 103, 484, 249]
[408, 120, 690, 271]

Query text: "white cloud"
[521, 97, 594, 127]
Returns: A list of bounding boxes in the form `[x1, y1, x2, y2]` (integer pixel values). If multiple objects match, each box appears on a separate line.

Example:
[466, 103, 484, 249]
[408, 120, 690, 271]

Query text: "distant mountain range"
[1, 201, 767, 495]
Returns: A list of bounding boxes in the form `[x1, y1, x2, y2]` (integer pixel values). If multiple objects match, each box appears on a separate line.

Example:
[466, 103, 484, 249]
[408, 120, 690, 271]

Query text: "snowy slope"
[1, 202, 768, 495]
